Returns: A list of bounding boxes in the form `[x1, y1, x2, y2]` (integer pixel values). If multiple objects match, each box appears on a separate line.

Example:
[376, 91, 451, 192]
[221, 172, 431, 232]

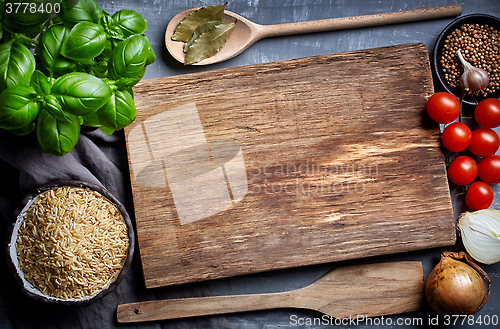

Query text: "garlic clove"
[457, 49, 489, 94]
[457, 209, 500, 264]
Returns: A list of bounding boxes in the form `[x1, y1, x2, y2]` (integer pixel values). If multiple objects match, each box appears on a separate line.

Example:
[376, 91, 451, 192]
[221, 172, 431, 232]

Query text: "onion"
[457, 209, 500, 264]
[425, 251, 491, 315]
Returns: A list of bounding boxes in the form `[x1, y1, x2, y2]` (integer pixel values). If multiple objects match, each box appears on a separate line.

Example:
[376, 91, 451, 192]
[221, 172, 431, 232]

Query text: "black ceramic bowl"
[7, 180, 135, 306]
[433, 14, 500, 106]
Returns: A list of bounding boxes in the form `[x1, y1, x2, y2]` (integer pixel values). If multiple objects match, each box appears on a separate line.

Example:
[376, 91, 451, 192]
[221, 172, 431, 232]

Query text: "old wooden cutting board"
[125, 43, 455, 289]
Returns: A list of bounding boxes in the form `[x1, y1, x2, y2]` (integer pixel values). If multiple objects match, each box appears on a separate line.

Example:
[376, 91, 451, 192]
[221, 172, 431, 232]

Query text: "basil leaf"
[90, 60, 109, 78]
[5, 123, 35, 136]
[185, 22, 235, 65]
[99, 126, 115, 136]
[100, 38, 114, 59]
[61, 21, 106, 61]
[36, 109, 81, 156]
[100, 12, 124, 40]
[31, 70, 51, 96]
[145, 36, 156, 65]
[183, 20, 222, 52]
[81, 110, 101, 127]
[108, 35, 149, 80]
[111, 9, 147, 37]
[172, 4, 226, 42]
[51, 72, 112, 115]
[58, 0, 103, 28]
[114, 74, 143, 89]
[43, 94, 71, 122]
[0, 85, 41, 130]
[36, 25, 74, 76]
[0, 41, 35, 92]
[96, 89, 136, 131]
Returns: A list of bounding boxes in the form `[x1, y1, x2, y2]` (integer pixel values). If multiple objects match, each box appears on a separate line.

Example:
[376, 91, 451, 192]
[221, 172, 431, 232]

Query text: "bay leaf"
[171, 4, 226, 42]
[184, 22, 235, 65]
[183, 20, 222, 53]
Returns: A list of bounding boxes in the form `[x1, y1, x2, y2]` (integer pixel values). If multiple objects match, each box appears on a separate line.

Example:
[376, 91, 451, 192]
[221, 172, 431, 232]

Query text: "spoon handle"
[258, 5, 463, 38]
[117, 291, 294, 323]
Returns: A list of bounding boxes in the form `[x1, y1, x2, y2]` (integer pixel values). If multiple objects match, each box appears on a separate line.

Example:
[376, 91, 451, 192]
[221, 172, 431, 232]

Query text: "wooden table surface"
[0, 1, 499, 329]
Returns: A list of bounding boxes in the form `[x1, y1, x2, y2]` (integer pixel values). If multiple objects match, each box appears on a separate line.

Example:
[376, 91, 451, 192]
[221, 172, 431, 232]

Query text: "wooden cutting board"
[125, 43, 455, 289]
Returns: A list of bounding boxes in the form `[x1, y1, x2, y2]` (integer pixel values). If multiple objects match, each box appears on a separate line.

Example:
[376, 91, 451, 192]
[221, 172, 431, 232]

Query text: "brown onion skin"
[425, 253, 487, 315]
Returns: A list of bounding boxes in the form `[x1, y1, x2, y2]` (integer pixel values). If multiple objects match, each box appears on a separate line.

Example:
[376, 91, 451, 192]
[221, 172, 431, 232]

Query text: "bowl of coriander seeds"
[7, 180, 135, 305]
[433, 14, 500, 106]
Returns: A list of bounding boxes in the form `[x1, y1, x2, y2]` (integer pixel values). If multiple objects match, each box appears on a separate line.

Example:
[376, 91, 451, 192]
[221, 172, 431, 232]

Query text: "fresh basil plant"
[0, 0, 155, 156]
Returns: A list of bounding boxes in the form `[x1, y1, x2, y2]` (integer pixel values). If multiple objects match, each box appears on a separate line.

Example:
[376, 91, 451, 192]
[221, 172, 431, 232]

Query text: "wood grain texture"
[117, 261, 424, 322]
[125, 43, 455, 288]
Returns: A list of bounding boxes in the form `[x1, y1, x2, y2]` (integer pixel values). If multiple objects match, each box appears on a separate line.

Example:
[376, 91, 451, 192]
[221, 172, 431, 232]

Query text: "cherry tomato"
[441, 122, 472, 152]
[474, 98, 500, 128]
[426, 92, 461, 124]
[465, 181, 494, 210]
[468, 128, 500, 157]
[478, 155, 500, 184]
[447, 155, 478, 185]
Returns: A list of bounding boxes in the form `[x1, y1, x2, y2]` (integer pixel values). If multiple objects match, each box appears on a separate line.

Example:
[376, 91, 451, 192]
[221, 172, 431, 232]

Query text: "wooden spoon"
[117, 261, 424, 323]
[165, 5, 463, 65]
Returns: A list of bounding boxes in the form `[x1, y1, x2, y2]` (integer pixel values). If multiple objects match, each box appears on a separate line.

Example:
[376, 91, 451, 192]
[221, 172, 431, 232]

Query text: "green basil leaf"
[43, 94, 71, 122]
[36, 25, 74, 76]
[90, 60, 108, 78]
[100, 12, 123, 39]
[58, 0, 103, 28]
[31, 70, 51, 96]
[171, 4, 226, 42]
[81, 110, 101, 127]
[184, 22, 235, 65]
[0, 41, 35, 92]
[145, 36, 156, 65]
[111, 9, 147, 37]
[61, 21, 106, 61]
[99, 126, 115, 136]
[114, 75, 142, 89]
[108, 35, 149, 80]
[51, 72, 112, 115]
[99, 38, 114, 59]
[0, 85, 41, 130]
[36, 109, 81, 156]
[183, 20, 222, 52]
[95, 89, 136, 131]
[6, 123, 35, 136]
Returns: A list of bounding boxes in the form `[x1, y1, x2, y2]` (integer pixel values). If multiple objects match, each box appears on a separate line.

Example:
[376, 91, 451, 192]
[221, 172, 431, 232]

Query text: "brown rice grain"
[15, 186, 129, 299]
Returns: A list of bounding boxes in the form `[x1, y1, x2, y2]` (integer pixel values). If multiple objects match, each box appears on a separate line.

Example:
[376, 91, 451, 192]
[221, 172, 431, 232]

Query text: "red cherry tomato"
[426, 92, 461, 124]
[447, 155, 478, 185]
[468, 128, 500, 157]
[478, 155, 500, 184]
[475, 98, 500, 128]
[441, 122, 472, 152]
[465, 181, 494, 210]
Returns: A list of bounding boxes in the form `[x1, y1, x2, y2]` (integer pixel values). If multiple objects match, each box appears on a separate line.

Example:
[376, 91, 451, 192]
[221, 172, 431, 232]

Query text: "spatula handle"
[259, 5, 463, 38]
[117, 291, 293, 323]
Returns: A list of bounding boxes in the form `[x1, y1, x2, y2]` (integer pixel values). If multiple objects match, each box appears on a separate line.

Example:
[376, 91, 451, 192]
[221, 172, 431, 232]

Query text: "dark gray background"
[1, 0, 499, 328]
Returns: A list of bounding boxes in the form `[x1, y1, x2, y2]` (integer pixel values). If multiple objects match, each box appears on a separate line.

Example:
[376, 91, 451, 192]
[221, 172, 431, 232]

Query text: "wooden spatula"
[117, 261, 424, 323]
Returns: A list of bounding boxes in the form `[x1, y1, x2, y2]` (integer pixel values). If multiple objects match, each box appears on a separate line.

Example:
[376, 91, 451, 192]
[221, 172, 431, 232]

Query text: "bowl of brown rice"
[7, 180, 135, 305]
[433, 14, 500, 106]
